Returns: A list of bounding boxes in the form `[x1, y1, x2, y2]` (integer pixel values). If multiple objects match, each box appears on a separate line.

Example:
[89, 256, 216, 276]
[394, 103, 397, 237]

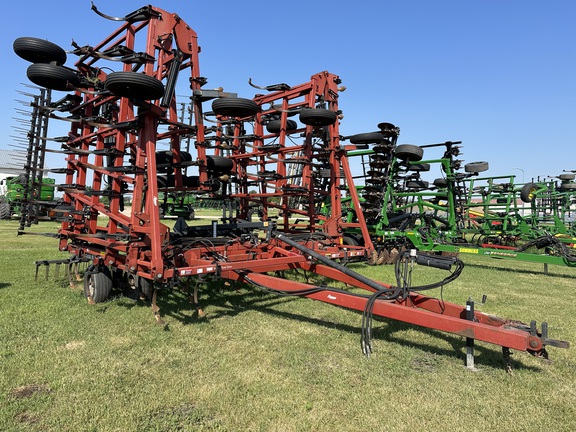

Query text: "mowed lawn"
[0, 218, 575, 431]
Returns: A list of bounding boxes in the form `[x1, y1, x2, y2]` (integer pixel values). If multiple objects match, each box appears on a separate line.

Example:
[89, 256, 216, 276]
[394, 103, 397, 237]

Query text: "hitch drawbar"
[232, 234, 569, 364]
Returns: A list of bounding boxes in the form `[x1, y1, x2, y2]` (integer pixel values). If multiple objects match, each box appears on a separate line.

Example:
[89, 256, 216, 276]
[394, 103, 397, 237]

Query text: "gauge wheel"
[349, 132, 384, 145]
[464, 161, 489, 173]
[206, 155, 233, 173]
[105, 71, 165, 100]
[395, 144, 423, 162]
[14, 36, 67, 64]
[408, 163, 430, 172]
[266, 119, 298, 133]
[27, 63, 80, 91]
[433, 178, 448, 188]
[212, 97, 260, 118]
[299, 108, 338, 126]
[405, 180, 429, 189]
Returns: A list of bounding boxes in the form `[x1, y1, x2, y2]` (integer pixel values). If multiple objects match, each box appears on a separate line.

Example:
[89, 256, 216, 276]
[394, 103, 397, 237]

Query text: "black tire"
[349, 132, 384, 145]
[157, 175, 174, 188]
[559, 183, 576, 190]
[156, 151, 192, 165]
[13, 37, 67, 64]
[496, 198, 508, 204]
[184, 175, 200, 188]
[105, 72, 165, 100]
[206, 155, 233, 173]
[26, 63, 80, 91]
[0, 202, 11, 219]
[433, 178, 448, 188]
[405, 180, 429, 190]
[559, 173, 575, 181]
[395, 144, 423, 162]
[137, 276, 154, 301]
[520, 182, 539, 203]
[212, 98, 260, 118]
[408, 163, 430, 172]
[266, 119, 298, 134]
[464, 161, 489, 173]
[299, 108, 338, 126]
[342, 234, 360, 247]
[83, 267, 113, 303]
[186, 208, 196, 221]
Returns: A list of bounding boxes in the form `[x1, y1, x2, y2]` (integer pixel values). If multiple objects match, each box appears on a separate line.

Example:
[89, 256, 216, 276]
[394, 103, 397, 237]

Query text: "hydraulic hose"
[274, 232, 397, 295]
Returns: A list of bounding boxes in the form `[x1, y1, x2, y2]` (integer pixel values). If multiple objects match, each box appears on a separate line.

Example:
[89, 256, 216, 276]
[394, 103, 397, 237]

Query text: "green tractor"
[0, 174, 56, 219]
[158, 191, 196, 220]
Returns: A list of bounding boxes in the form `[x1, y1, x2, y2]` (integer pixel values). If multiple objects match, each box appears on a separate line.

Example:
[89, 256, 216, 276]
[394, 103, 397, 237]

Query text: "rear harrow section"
[12, 3, 568, 368]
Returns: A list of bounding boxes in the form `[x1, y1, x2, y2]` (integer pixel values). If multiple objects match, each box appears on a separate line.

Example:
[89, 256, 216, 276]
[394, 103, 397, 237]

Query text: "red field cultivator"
[14, 4, 568, 368]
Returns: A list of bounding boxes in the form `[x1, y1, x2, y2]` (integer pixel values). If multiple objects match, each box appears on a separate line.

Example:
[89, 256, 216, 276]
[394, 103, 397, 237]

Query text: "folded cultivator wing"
[13, 4, 568, 369]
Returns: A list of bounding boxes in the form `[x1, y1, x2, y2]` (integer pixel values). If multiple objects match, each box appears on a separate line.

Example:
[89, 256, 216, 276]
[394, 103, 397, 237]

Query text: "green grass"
[0, 218, 575, 431]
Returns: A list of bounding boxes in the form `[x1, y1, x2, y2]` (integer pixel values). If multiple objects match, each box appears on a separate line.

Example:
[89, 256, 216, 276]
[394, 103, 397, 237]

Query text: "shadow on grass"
[373, 319, 543, 372]
[141, 282, 544, 372]
[0, 282, 11, 289]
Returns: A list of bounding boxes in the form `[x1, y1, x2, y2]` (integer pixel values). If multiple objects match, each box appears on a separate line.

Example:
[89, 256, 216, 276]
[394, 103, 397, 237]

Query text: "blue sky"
[1, 0, 575, 184]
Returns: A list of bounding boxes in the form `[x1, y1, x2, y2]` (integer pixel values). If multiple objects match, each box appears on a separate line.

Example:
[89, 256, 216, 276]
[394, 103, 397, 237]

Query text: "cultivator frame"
[13, 3, 569, 367]
[340, 135, 576, 269]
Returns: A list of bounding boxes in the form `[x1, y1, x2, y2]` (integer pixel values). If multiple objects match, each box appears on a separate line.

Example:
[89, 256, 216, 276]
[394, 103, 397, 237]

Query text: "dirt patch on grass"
[9, 383, 52, 399]
[15, 411, 41, 426]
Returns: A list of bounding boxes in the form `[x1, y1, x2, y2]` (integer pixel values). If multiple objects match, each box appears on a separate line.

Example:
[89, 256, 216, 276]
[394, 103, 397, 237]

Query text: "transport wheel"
[395, 144, 423, 162]
[520, 182, 539, 203]
[186, 208, 196, 221]
[211, 98, 259, 118]
[13, 36, 67, 64]
[84, 267, 113, 303]
[299, 108, 338, 126]
[340, 234, 361, 264]
[0, 202, 11, 219]
[206, 155, 233, 173]
[342, 234, 360, 247]
[105, 72, 165, 100]
[26, 63, 80, 91]
[464, 161, 489, 173]
[137, 276, 154, 301]
[558, 173, 575, 181]
[349, 132, 384, 145]
[266, 119, 298, 133]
